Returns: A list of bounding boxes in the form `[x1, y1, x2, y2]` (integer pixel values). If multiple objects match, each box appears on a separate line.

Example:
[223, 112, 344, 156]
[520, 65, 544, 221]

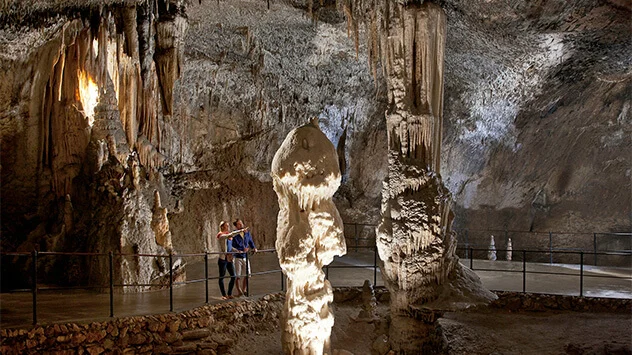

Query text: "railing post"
[109, 251, 114, 317]
[245, 252, 250, 297]
[549, 231, 553, 264]
[32, 250, 38, 325]
[465, 230, 469, 260]
[469, 248, 473, 270]
[522, 250, 526, 293]
[580, 252, 584, 297]
[373, 245, 378, 286]
[204, 252, 209, 304]
[169, 252, 173, 312]
[593, 233, 597, 266]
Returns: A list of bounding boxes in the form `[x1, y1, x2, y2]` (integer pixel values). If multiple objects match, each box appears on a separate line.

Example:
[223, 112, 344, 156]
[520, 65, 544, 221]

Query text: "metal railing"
[459, 247, 631, 297]
[1, 228, 631, 327]
[0, 249, 281, 325]
[455, 229, 631, 266]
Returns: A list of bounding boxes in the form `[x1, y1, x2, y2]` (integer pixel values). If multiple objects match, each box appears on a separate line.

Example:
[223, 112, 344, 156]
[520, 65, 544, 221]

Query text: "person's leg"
[227, 262, 236, 297]
[241, 259, 251, 294]
[234, 258, 244, 296]
[218, 259, 227, 298]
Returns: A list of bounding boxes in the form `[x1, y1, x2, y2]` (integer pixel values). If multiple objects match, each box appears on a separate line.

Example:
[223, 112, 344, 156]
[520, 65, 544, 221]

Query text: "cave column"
[376, 3, 455, 353]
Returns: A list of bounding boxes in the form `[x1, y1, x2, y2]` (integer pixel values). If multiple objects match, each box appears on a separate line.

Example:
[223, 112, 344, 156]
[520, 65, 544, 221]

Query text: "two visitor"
[216, 219, 257, 300]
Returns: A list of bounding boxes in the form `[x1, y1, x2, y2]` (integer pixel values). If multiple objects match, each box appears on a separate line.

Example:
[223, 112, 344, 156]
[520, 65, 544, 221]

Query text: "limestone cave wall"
[1, 0, 629, 289]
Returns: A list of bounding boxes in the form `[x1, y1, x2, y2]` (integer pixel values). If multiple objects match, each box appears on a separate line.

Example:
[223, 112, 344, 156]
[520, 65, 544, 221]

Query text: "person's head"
[233, 219, 244, 229]
[219, 221, 229, 232]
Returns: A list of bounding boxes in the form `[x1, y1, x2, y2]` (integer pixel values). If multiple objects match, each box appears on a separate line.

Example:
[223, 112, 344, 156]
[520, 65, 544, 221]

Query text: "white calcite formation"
[488, 235, 497, 261]
[271, 118, 346, 355]
[507, 238, 513, 261]
[376, 1, 453, 312]
[374, 3, 495, 353]
[151, 190, 174, 252]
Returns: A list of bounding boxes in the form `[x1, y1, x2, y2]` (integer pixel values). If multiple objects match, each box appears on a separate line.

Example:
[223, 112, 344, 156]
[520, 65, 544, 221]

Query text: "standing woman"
[216, 221, 237, 299]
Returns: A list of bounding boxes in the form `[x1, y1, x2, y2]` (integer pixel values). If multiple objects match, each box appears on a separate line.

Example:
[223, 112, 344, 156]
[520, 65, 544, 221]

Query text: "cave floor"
[1, 251, 630, 328]
[232, 301, 632, 355]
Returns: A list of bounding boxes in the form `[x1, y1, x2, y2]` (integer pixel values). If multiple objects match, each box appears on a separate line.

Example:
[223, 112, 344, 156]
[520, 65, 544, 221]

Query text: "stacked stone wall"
[0, 294, 283, 355]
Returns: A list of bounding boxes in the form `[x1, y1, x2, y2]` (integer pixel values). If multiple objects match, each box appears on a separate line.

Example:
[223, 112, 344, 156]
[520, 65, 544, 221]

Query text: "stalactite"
[36, 20, 95, 197]
[155, 13, 187, 116]
[136, 135, 168, 170]
[151, 190, 173, 251]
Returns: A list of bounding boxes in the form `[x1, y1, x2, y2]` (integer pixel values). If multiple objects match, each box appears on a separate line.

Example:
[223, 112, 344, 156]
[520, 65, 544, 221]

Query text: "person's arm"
[232, 235, 245, 252]
[247, 232, 257, 252]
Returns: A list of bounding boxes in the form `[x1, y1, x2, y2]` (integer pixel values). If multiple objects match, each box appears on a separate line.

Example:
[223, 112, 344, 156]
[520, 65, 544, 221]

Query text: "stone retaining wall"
[491, 291, 632, 313]
[0, 294, 284, 355]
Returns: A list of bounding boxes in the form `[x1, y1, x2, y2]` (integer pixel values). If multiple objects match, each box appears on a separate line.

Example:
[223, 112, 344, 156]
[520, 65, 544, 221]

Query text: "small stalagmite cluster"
[271, 118, 347, 355]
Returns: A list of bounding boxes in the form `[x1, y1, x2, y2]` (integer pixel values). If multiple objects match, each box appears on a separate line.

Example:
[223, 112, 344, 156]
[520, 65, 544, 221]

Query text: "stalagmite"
[271, 118, 346, 355]
[63, 194, 74, 232]
[507, 238, 513, 261]
[488, 235, 497, 261]
[151, 190, 173, 252]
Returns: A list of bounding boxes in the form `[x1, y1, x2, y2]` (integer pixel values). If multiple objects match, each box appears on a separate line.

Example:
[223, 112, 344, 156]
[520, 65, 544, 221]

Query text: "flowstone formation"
[271, 118, 346, 355]
[362, 2, 496, 353]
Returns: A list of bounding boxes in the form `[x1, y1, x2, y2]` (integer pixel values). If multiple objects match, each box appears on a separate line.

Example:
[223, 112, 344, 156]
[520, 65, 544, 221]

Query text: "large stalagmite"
[372, 2, 495, 353]
[271, 118, 346, 355]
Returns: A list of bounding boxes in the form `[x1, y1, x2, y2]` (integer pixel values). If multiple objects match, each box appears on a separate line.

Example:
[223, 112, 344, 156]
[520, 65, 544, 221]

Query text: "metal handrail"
[1, 245, 630, 326]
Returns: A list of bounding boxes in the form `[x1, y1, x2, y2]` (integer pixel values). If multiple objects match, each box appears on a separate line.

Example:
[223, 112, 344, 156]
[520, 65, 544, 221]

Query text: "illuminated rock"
[151, 190, 173, 252]
[271, 118, 346, 355]
[372, 3, 496, 353]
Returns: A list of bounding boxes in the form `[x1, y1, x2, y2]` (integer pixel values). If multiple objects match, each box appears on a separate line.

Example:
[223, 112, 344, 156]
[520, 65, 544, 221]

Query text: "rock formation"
[0, 1, 187, 291]
[340, 2, 496, 353]
[1, 0, 629, 297]
[271, 118, 346, 355]
[507, 238, 513, 262]
[152, 190, 174, 252]
[488, 235, 497, 261]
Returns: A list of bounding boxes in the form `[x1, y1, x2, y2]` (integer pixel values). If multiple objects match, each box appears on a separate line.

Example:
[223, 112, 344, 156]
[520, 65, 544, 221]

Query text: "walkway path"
[1, 250, 630, 328]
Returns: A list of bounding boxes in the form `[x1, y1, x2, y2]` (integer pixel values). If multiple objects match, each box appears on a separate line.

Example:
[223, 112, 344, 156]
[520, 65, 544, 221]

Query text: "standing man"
[232, 219, 257, 296]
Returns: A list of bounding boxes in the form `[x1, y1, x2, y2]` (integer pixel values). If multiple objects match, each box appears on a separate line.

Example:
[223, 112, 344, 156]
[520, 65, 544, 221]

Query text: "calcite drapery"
[271, 118, 346, 355]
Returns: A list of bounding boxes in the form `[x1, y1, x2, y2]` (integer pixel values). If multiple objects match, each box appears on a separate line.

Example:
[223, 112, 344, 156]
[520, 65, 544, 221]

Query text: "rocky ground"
[1, 290, 630, 354]
[230, 298, 632, 355]
[230, 301, 632, 355]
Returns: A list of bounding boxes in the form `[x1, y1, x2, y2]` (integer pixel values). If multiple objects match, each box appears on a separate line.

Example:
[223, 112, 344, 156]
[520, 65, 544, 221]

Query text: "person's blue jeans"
[218, 258, 236, 297]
